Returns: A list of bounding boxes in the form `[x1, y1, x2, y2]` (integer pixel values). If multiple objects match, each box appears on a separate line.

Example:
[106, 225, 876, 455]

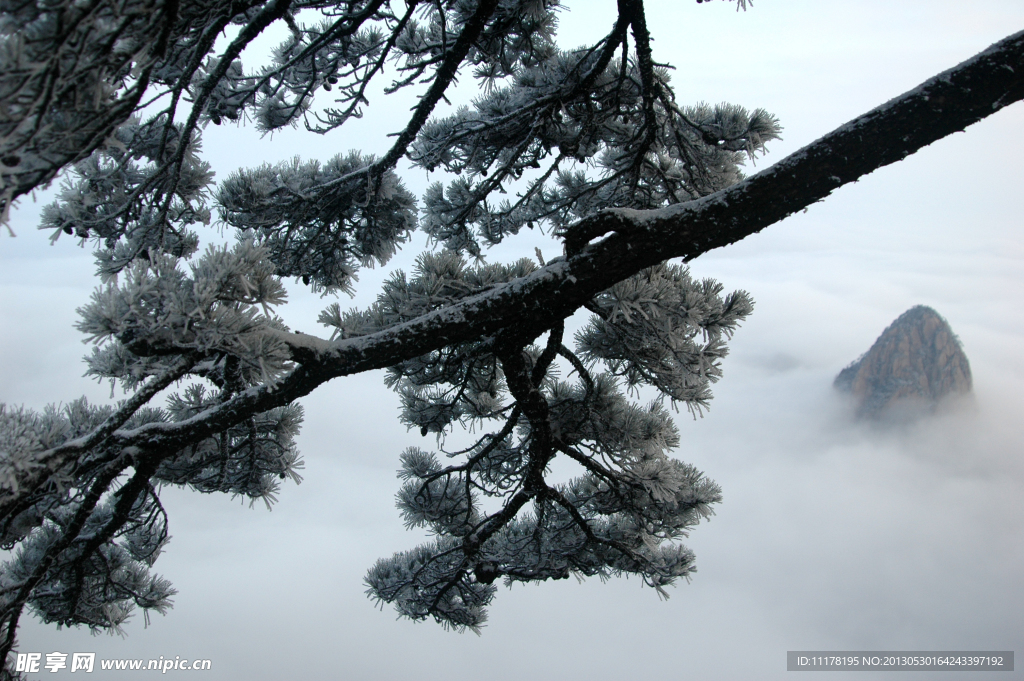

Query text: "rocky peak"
[834, 306, 972, 418]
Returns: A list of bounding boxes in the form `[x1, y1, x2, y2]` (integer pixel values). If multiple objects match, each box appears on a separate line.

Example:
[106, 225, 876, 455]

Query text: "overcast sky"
[2, 1, 1023, 679]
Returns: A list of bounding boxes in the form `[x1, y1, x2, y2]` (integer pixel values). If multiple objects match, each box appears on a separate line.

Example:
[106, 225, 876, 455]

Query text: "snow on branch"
[0, 0, 1022, 656]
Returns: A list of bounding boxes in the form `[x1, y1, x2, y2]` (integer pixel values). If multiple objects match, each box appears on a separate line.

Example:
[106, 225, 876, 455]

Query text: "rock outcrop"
[834, 306, 972, 418]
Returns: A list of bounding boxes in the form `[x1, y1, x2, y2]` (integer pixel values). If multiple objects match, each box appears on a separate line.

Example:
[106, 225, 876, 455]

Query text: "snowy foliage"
[355, 254, 739, 630]
[576, 264, 754, 413]
[415, 56, 780, 254]
[218, 152, 416, 294]
[10, 0, 1011, 665]
[77, 239, 292, 386]
[0, 0, 769, 650]
[0, 399, 176, 634]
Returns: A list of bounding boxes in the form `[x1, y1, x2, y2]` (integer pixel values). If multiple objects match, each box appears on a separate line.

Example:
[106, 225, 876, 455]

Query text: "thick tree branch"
[303, 26, 1024, 369]
[4, 27, 1022, 524]
[110, 26, 1024, 451]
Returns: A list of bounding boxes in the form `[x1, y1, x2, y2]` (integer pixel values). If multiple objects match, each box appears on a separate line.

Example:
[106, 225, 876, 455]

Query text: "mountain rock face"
[834, 306, 972, 418]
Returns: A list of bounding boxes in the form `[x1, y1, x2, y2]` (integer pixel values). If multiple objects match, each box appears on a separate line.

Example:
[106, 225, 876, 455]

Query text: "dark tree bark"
[3, 27, 1022, 524]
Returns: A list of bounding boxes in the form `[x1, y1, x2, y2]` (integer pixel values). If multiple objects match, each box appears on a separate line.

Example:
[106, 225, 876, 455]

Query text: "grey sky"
[2, 2, 1023, 679]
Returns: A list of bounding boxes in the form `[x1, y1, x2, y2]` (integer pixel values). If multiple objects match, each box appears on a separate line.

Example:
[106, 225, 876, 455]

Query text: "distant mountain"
[834, 306, 972, 418]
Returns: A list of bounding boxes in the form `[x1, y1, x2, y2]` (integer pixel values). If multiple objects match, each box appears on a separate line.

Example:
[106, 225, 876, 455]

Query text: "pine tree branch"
[64, 456, 162, 624]
[100, 26, 1024, 457]
[0, 454, 131, 661]
[4, 26, 1022, 528]
[155, 0, 296, 230]
[0, 0, 183, 214]
[373, 0, 502, 174]
[0, 358, 194, 523]
[305, 0, 416, 131]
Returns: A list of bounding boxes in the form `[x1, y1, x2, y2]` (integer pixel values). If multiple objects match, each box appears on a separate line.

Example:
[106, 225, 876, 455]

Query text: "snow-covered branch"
[1, 0, 1022, 656]
[29, 23, 1018, 480]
